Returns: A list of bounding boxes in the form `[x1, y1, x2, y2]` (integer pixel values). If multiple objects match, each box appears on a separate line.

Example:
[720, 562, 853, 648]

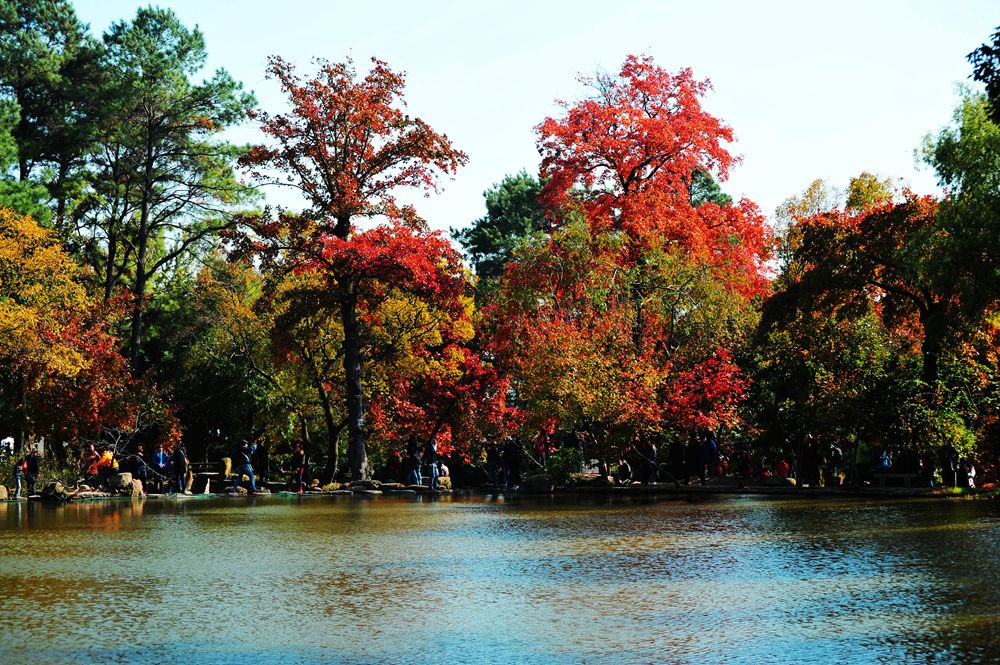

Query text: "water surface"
[1, 494, 998, 664]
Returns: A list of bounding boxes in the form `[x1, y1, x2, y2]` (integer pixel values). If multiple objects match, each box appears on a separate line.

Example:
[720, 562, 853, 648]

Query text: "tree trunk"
[129, 136, 155, 374]
[340, 278, 369, 480]
[104, 228, 117, 302]
[297, 412, 312, 456]
[54, 160, 69, 231]
[920, 305, 945, 390]
[318, 384, 340, 482]
[129, 234, 147, 373]
[14, 379, 26, 452]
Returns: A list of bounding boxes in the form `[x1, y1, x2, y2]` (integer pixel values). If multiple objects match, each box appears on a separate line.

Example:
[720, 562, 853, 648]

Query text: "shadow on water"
[1, 494, 999, 664]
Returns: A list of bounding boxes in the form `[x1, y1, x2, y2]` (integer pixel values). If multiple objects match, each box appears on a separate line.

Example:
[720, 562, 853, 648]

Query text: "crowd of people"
[477, 428, 983, 491]
[1, 427, 985, 499]
[383, 435, 452, 490]
[77, 442, 193, 494]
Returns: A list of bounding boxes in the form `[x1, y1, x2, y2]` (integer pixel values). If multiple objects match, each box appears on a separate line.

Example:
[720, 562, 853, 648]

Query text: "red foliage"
[662, 349, 748, 431]
[240, 56, 468, 227]
[536, 54, 773, 297]
[30, 296, 182, 450]
[369, 346, 513, 461]
[486, 55, 770, 442]
[235, 55, 471, 477]
[317, 222, 467, 310]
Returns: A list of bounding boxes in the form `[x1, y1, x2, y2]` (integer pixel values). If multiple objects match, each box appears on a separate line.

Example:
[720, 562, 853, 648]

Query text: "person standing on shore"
[172, 443, 189, 494]
[289, 443, 306, 494]
[405, 435, 422, 486]
[798, 433, 819, 488]
[615, 457, 632, 485]
[25, 448, 40, 496]
[152, 444, 169, 492]
[484, 438, 500, 487]
[502, 436, 522, 491]
[12, 452, 25, 498]
[685, 431, 702, 485]
[81, 444, 100, 485]
[132, 444, 149, 494]
[231, 441, 257, 494]
[253, 442, 270, 484]
[424, 437, 439, 490]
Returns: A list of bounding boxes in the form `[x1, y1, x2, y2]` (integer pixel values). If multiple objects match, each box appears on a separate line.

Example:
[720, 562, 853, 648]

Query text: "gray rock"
[108, 472, 133, 490]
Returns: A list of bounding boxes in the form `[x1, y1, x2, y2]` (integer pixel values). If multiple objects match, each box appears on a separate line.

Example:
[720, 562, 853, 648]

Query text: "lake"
[1, 494, 998, 664]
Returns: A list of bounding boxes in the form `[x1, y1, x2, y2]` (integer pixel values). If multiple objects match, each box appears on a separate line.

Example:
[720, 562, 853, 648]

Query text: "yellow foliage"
[0, 208, 91, 377]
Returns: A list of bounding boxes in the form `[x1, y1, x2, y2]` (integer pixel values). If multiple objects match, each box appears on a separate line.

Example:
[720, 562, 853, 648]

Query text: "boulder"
[42, 481, 73, 501]
[521, 473, 553, 494]
[130, 479, 143, 497]
[379, 482, 405, 490]
[0, 485, 7, 500]
[229, 486, 248, 495]
[354, 489, 382, 496]
[350, 479, 381, 491]
[108, 472, 133, 490]
[432, 477, 452, 490]
[310, 479, 321, 488]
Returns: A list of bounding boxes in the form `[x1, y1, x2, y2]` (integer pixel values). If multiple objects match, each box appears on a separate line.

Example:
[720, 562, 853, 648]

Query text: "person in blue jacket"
[231, 442, 258, 494]
[152, 444, 170, 493]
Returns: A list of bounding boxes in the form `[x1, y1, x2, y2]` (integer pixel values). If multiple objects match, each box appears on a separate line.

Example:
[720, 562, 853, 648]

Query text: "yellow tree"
[0, 206, 142, 458]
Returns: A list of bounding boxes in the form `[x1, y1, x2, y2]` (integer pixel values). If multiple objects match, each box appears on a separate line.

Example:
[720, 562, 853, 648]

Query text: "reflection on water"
[1, 495, 998, 664]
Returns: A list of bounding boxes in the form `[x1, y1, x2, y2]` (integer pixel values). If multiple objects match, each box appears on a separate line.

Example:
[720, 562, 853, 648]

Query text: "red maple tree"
[237, 56, 468, 479]
[488, 55, 773, 455]
[537, 54, 772, 298]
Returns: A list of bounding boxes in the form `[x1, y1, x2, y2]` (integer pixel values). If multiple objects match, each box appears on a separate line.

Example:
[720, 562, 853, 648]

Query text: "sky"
[75, 0, 997, 235]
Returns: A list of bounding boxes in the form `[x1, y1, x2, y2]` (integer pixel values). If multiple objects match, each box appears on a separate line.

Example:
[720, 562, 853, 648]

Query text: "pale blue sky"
[76, 0, 996, 234]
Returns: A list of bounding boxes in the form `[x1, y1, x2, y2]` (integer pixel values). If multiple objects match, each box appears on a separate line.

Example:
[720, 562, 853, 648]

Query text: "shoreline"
[2, 481, 992, 504]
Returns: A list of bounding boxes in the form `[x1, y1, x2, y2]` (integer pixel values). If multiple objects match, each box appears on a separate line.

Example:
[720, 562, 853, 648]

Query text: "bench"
[873, 472, 920, 488]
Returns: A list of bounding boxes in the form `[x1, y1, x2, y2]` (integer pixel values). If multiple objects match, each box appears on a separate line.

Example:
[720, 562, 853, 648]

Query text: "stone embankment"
[0, 475, 457, 502]
[2, 471, 982, 502]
